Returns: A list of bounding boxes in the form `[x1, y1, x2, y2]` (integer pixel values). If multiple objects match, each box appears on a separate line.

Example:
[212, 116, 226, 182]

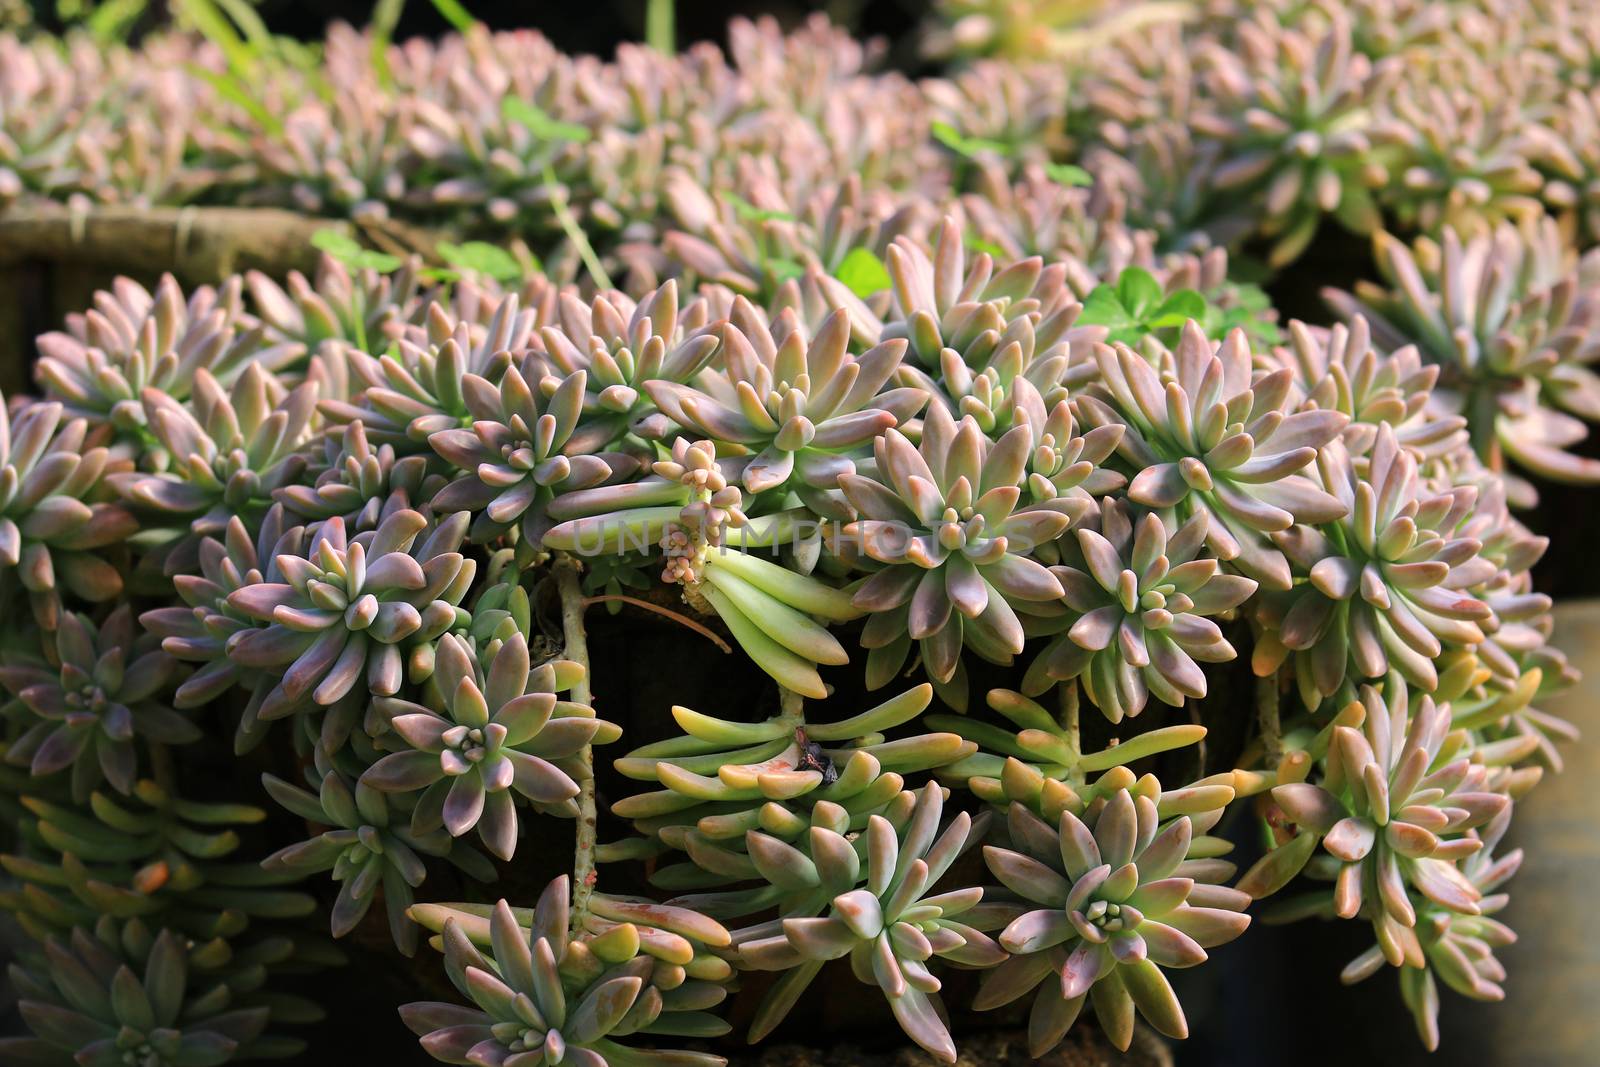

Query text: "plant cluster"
[0, 2, 1595, 1064]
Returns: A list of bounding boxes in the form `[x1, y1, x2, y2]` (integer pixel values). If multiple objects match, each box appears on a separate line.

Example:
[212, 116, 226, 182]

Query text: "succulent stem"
[541, 164, 613, 291]
[555, 555, 599, 933]
[777, 684, 805, 728]
[1057, 681, 1081, 764]
[1256, 671, 1282, 764]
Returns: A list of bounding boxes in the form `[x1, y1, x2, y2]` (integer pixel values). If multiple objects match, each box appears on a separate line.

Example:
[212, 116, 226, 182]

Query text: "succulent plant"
[261, 751, 494, 955]
[1076, 321, 1349, 590]
[1022, 501, 1256, 721]
[363, 632, 618, 860]
[841, 403, 1076, 706]
[1194, 8, 1397, 265]
[1324, 221, 1600, 501]
[0, 396, 136, 629]
[647, 306, 924, 499]
[109, 365, 317, 572]
[224, 509, 472, 723]
[1242, 675, 1510, 964]
[976, 784, 1251, 1052]
[0, 922, 275, 1066]
[736, 781, 1002, 1061]
[401, 876, 728, 1067]
[1, 606, 187, 799]
[34, 275, 300, 437]
[1253, 426, 1491, 707]
[0, 778, 317, 943]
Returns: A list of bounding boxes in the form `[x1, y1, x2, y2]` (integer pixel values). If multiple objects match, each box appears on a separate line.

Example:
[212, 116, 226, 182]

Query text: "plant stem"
[645, 0, 676, 54]
[777, 685, 805, 728]
[542, 164, 613, 291]
[555, 556, 598, 933]
[1256, 671, 1282, 764]
[1057, 681, 1081, 764]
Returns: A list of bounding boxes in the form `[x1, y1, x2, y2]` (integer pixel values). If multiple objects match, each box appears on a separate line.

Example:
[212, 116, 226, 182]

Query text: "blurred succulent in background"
[0, 922, 279, 1066]
[1325, 221, 1600, 503]
[1, 607, 187, 799]
[1194, 8, 1396, 265]
[262, 751, 494, 956]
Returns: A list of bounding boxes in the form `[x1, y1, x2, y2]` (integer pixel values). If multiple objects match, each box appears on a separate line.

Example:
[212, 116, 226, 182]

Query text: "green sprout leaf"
[502, 97, 592, 143]
[311, 228, 403, 273]
[437, 241, 527, 282]
[931, 121, 1010, 159]
[835, 247, 892, 298]
[1045, 162, 1093, 187]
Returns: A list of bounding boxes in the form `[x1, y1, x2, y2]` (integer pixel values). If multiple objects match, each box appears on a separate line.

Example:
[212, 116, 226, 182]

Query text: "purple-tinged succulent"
[1243, 676, 1510, 964]
[34, 275, 301, 437]
[1194, 8, 1398, 265]
[247, 252, 426, 350]
[0, 606, 186, 799]
[738, 782, 1002, 1063]
[1023, 502, 1257, 721]
[110, 364, 317, 573]
[428, 365, 638, 546]
[976, 786, 1251, 1053]
[402, 876, 729, 1067]
[1325, 221, 1600, 503]
[648, 306, 922, 499]
[0, 397, 137, 629]
[1255, 426, 1491, 707]
[363, 632, 617, 861]
[1076, 321, 1349, 590]
[277, 420, 450, 531]
[1275, 317, 1468, 463]
[224, 509, 472, 721]
[842, 403, 1076, 707]
[262, 749, 494, 955]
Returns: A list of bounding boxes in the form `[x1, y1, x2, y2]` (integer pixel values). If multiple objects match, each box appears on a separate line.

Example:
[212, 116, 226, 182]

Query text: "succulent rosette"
[0, 923, 276, 1067]
[428, 364, 639, 546]
[976, 786, 1251, 1053]
[533, 280, 725, 450]
[363, 632, 618, 860]
[646, 305, 923, 500]
[1325, 221, 1600, 501]
[1276, 317, 1468, 463]
[276, 419, 450, 530]
[246, 252, 426, 350]
[110, 364, 317, 572]
[224, 509, 472, 721]
[0, 606, 188, 799]
[262, 751, 494, 955]
[841, 403, 1077, 707]
[1076, 321, 1349, 590]
[1242, 676, 1510, 965]
[610, 686, 974, 888]
[1194, 9, 1397, 265]
[1022, 501, 1257, 722]
[33, 274, 302, 436]
[400, 876, 729, 1067]
[0, 396, 136, 628]
[1253, 426, 1491, 707]
[736, 782, 1002, 1063]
